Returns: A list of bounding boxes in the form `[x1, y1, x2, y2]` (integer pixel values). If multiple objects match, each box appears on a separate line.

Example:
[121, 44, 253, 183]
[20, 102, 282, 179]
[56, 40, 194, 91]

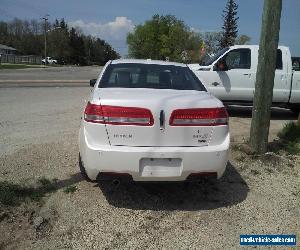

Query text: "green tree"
[48, 29, 70, 63]
[202, 32, 223, 56]
[127, 15, 202, 62]
[219, 0, 239, 48]
[0, 21, 9, 45]
[0, 18, 119, 65]
[69, 27, 86, 65]
[235, 34, 251, 45]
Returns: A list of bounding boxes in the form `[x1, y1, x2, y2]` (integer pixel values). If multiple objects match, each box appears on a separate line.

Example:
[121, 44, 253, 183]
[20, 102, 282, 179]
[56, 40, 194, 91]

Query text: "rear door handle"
[212, 82, 220, 86]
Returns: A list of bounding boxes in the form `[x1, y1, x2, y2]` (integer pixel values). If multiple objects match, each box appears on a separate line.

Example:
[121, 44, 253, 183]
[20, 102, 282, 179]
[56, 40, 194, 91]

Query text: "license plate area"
[139, 158, 182, 177]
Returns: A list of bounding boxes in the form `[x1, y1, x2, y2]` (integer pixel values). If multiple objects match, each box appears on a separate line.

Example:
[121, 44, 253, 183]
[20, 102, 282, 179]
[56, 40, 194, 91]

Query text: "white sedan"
[79, 59, 229, 182]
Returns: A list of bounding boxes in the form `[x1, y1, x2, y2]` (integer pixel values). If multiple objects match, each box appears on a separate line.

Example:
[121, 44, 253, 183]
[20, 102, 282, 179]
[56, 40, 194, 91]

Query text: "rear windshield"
[99, 63, 206, 91]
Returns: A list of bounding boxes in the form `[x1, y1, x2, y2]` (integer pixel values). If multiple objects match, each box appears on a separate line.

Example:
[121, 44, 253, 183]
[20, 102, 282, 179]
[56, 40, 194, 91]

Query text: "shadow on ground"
[97, 162, 249, 211]
[54, 173, 83, 189]
[227, 105, 297, 120]
[0, 173, 84, 206]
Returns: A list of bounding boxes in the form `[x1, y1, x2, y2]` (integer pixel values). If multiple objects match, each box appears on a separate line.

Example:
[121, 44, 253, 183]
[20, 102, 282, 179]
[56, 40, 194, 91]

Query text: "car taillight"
[84, 102, 154, 126]
[84, 102, 105, 123]
[169, 107, 228, 126]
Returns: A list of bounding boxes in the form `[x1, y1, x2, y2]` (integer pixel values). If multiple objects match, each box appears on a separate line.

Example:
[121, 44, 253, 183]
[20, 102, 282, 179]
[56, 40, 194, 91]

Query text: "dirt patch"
[0, 137, 299, 249]
[0, 87, 299, 249]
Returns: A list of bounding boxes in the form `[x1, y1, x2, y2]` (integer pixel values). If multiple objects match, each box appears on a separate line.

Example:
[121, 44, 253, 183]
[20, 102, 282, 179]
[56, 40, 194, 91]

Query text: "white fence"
[0, 54, 42, 64]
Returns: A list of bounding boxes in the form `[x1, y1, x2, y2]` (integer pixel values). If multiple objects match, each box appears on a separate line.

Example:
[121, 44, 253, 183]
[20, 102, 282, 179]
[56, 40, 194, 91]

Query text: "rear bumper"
[79, 128, 229, 181]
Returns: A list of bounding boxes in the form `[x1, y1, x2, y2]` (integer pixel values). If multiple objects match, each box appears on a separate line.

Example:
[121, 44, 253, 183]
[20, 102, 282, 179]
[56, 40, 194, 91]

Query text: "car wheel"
[79, 154, 94, 182]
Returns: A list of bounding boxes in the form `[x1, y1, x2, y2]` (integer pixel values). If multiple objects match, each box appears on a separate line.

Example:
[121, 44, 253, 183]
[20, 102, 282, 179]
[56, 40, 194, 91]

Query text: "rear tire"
[79, 154, 94, 182]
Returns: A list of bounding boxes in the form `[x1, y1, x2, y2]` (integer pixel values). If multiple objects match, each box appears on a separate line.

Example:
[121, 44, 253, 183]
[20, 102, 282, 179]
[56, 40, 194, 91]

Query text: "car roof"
[111, 59, 187, 67]
[229, 45, 289, 50]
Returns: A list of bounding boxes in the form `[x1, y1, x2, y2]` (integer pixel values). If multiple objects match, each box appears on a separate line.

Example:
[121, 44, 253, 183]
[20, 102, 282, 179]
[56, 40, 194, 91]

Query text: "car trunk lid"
[92, 88, 226, 147]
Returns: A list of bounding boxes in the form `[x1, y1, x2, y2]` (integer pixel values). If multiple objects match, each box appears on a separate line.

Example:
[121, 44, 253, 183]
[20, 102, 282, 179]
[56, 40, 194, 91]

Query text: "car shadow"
[227, 105, 297, 120]
[97, 161, 249, 211]
[54, 172, 84, 189]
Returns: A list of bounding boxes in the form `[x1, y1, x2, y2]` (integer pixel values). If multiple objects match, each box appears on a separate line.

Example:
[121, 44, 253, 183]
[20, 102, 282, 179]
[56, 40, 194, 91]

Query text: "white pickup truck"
[189, 45, 300, 112]
[42, 57, 57, 65]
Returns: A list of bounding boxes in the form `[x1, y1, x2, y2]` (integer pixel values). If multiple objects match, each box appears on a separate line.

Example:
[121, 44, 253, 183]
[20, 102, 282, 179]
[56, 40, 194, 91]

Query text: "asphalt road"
[0, 86, 91, 156]
[0, 66, 102, 87]
[0, 67, 298, 249]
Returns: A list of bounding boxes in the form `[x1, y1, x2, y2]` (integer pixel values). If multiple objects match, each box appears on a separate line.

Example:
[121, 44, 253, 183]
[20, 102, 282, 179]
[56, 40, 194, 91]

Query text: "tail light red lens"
[84, 102, 105, 123]
[84, 102, 154, 126]
[169, 107, 228, 126]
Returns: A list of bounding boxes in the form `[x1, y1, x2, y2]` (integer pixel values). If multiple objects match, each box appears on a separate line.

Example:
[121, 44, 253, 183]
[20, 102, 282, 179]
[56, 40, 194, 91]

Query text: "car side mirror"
[89, 79, 97, 87]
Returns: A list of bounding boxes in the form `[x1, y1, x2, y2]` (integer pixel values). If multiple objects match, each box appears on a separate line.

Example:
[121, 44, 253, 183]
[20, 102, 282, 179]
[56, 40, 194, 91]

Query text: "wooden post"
[249, 0, 282, 154]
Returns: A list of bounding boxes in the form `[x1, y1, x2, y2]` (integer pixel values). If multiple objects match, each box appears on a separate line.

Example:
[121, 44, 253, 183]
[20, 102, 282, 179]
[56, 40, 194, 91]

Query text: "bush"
[277, 122, 300, 154]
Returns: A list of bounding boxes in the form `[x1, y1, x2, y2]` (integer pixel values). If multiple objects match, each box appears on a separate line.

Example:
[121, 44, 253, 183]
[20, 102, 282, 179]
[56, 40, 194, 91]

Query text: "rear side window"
[292, 57, 300, 71]
[100, 63, 206, 91]
[276, 49, 283, 70]
[224, 49, 251, 69]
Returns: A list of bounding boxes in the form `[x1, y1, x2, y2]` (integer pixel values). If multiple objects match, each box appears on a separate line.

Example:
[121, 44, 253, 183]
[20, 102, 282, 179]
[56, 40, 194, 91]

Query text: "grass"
[38, 177, 57, 192]
[0, 177, 80, 206]
[0, 177, 57, 206]
[277, 122, 300, 154]
[0, 63, 45, 70]
[63, 185, 77, 194]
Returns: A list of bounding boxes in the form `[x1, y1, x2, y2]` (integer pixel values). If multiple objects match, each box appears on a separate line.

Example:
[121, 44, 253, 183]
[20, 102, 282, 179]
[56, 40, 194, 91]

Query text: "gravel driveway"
[0, 77, 299, 249]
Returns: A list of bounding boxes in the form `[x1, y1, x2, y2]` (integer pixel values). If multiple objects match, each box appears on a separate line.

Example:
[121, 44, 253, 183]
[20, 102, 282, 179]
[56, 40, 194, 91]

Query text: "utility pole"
[249, 0, 282, 154]
[42, 15, 49, 65]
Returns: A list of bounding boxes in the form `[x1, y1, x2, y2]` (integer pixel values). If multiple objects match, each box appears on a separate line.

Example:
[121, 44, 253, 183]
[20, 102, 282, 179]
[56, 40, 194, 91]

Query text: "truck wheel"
[79, 154, 93, 182]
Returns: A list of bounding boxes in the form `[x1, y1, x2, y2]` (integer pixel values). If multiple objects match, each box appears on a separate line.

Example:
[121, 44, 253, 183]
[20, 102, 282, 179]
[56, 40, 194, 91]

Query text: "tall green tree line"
[127, 14, 251, 63]
[127, 15, 203, 63]
[0, 18, 119, 65]
[219, 0, 250, 48]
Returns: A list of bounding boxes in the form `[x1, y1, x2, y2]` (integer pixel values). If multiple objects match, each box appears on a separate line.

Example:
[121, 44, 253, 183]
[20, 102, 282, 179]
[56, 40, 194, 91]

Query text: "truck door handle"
[243, 73, 250, 76]
[212, 82, 220, 86]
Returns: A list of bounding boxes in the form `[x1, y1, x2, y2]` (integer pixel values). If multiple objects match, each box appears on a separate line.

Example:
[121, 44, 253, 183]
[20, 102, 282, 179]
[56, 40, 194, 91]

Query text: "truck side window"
[224, 49, 251, 69]
[276, 49, 283, 70]
[292, 57, 300, 71]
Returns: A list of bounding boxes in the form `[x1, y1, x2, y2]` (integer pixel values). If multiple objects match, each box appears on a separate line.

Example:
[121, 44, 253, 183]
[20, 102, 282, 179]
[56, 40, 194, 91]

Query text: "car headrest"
[159, 71, 171, 84]
[116, 71, 131, 84]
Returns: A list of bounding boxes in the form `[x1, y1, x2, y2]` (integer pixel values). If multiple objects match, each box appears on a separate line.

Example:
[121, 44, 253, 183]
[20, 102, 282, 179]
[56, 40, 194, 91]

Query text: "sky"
[0, 0, 299, 56]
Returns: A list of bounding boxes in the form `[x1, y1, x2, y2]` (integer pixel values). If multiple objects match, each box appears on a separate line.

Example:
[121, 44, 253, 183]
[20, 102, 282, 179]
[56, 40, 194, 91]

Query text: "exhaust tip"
[96, 172, 133, 183]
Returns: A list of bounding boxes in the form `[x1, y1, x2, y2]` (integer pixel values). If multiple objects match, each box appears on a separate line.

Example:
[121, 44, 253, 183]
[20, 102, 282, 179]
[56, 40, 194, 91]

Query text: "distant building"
[0, 44, 17, 55]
